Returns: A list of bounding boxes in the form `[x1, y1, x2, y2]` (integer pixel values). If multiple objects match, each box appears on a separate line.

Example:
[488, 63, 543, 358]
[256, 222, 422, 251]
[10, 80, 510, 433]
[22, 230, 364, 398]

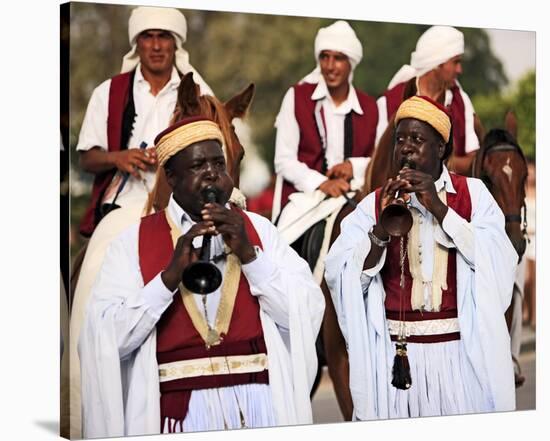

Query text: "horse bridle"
[473, 142, 529, 238]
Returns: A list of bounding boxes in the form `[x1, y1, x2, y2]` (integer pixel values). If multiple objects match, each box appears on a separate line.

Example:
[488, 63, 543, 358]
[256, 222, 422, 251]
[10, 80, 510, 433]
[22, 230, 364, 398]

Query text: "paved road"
[516, 349, 536, 411]
[312, 333, 536, 423]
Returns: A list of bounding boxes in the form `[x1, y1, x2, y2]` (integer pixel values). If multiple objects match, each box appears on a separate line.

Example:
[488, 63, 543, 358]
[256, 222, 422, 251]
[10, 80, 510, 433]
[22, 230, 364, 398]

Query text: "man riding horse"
[76, 6, 213, 237]
[376, 25, 480, 176]
[272, 20, 378, 281]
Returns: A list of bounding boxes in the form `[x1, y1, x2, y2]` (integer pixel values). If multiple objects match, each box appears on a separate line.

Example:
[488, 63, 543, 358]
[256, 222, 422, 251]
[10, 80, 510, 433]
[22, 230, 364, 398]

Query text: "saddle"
[294, 219, 327, 272]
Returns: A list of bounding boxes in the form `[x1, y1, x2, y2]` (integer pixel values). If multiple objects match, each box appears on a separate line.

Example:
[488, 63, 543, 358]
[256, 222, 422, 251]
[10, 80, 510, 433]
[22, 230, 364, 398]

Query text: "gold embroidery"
[158, 353, 269, 382]
[165, 211, 242, 348]
[213, 252, 241, 337]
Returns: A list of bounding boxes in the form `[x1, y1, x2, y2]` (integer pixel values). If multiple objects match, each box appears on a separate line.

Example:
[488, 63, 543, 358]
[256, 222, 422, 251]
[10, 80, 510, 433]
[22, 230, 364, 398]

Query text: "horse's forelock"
[202, 95, 239, 169]
[483, 128, 520, 151]
[173, 94, 239, 174]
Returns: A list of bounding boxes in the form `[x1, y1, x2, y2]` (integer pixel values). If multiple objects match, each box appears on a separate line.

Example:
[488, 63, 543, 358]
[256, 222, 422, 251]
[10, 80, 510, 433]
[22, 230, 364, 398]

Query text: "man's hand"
[318, 178, 351, 198]
[161, 221, 215, 291]
[326, 160, 353, 181]
[398, 168, 448, 223]
[201, 203, 257, 264]
[112, 148, 157, 178]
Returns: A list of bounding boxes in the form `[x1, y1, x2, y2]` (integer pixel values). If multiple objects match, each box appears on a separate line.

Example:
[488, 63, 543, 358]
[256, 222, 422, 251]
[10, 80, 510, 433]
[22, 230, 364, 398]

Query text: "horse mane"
[170, 93, 238, 167]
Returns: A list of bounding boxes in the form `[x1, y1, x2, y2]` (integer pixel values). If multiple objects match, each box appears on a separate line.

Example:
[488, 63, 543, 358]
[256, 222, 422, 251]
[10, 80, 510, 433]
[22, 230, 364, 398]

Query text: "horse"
[314, 109, 528, 420]
[471, 112, 529, 386]
[472, 112, 528, 261]
[67, 72, 255, 438]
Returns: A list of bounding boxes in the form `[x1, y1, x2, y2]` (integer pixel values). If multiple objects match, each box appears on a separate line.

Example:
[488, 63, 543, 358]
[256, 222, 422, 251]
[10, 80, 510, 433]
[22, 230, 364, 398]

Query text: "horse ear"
[177, 72, 201, 116]
[225, 83, 255, 119]
[402, 78, 417, 101]
[504, 110, 518, 140]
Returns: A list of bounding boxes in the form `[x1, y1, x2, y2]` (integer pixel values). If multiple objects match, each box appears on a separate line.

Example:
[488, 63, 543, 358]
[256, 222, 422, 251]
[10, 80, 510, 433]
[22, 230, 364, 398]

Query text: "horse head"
[474, 111, 528, 261]
[147, 72, 255, 213]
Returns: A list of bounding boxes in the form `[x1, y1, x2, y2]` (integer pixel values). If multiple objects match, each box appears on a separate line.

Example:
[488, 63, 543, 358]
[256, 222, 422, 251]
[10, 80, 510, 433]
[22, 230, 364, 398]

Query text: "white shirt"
[76, 64, 181, 207]
[274, 77, 372, 194]
[375, 84, 480, 154]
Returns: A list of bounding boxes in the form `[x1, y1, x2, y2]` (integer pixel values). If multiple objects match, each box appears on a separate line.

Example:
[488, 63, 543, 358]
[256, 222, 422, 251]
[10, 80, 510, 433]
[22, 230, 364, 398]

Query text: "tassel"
[391, 339, 412, 390]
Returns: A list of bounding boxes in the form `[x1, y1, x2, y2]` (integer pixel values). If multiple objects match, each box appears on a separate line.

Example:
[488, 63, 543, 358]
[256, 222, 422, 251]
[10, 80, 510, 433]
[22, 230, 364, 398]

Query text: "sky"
[486, 28, 536, 84]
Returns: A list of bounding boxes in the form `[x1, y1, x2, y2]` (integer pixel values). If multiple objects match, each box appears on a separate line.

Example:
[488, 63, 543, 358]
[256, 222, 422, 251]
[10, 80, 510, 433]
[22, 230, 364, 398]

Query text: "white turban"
[388, 26, 464, 89]
[120, 6, 213, 95]
[301, 20, 363, 84]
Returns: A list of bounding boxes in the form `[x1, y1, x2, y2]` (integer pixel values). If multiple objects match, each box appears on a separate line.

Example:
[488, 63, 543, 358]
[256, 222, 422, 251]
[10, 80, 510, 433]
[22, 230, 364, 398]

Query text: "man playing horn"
[76, 6, 213, 237]
[376, 26, 480, 175]
[325, 96, 517, 419]
[79, 117, 325, 438]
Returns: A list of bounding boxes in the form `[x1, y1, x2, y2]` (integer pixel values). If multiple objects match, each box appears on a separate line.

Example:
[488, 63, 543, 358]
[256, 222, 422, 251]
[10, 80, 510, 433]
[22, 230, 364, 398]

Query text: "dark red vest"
[280, 82, 378, 209]
[138, 207, 268, 427]
[79, 71, 134, 237]
[374, 173, 472, 342]
[383, 80, 467, 157]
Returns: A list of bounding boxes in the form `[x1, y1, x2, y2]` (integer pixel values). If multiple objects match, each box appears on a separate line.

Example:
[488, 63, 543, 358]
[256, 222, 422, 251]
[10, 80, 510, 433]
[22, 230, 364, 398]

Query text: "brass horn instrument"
[379, 161, 415, 237]
[181, 187, 223, 294]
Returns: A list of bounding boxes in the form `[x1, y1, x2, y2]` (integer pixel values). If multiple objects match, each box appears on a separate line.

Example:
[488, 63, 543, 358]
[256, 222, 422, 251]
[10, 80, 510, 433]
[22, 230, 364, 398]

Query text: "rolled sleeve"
[76, 80, 110, 152]
[302, 172, 329, 193]
[348, 157, 370, 187]
[461, 90, 480, 154]
[274, 88, 329, 193]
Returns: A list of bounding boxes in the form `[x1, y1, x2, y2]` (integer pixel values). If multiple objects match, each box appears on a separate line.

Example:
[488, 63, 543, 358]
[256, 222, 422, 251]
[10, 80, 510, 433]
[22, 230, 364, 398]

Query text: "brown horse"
[144, 72, 253, 214]
[472, 112, 528, 261]
[67, 73, 254, 438]
[318, 109, 527, 420]
[471, 112, 529, 387]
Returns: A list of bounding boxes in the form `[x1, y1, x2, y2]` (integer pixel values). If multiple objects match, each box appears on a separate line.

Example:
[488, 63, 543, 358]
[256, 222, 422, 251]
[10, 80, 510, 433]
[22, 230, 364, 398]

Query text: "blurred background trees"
[66, 3, 535, 252]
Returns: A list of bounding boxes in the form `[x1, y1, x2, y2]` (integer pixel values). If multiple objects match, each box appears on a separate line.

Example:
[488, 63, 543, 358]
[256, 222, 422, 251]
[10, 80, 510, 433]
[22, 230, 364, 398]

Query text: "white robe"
[324, 171, 517, 420]
[78, 196, 325, 438]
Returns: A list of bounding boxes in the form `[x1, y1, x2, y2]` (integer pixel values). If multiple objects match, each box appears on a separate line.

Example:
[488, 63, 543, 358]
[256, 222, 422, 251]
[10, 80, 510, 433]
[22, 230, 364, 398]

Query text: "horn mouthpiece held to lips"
[400, 159, 417, 170]
[202, 186, 219, 204]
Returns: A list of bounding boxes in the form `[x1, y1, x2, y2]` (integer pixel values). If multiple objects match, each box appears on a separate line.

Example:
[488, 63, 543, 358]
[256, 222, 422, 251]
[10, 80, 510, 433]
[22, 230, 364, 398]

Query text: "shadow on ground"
[34, 420, 58, 436]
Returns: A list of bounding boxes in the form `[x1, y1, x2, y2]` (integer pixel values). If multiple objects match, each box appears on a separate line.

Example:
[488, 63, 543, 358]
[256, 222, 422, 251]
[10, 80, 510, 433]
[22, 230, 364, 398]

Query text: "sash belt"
[159, 353, 268, 382]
